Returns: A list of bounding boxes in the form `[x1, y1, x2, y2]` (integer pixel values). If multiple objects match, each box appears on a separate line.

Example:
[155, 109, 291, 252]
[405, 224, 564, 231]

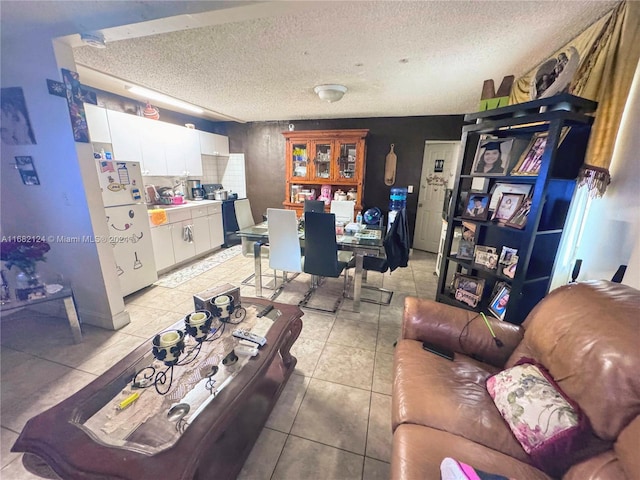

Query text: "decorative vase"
[15, 269, 43, 301]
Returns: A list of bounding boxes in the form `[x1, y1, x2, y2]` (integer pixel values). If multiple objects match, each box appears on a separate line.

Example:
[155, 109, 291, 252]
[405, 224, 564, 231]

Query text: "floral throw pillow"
[486, 358, 591, 475]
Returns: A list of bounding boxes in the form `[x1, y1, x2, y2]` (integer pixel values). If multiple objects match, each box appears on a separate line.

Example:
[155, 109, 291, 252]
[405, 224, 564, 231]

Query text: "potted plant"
[0, 239, 50, 300]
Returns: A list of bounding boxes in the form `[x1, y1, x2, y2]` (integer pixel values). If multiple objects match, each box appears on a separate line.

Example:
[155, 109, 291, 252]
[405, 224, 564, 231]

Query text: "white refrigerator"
[96, 160, 157, 296]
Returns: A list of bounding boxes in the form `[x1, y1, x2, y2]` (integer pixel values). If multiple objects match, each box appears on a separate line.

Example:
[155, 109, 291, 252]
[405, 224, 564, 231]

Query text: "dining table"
[236, 221, 385, 312]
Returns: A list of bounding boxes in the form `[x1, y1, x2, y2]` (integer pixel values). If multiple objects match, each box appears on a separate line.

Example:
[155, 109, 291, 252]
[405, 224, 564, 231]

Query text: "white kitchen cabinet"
[139, 118, 168, 176]
[107, 110, 142, 162]
[150, 224, 175, 272]
[183, 128, 203, 176]
[192, 216, 211, 255]
[208, 212, 224, 248]
[163, 123, 202, 177]
[84, 104, 111, 143]
[199, 131, 229, 157]
[171, 220, 196, 264]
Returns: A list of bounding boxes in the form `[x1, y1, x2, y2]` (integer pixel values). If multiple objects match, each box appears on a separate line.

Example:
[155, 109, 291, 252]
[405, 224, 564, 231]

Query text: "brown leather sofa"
[391, 280, 640, 479]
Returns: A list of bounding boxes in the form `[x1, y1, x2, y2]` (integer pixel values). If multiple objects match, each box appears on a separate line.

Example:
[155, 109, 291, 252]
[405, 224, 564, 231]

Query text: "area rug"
[154, 245, 242, 288]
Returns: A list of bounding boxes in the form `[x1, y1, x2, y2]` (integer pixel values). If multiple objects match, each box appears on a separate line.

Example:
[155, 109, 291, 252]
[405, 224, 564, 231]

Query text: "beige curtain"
[510, 1, 640, 196]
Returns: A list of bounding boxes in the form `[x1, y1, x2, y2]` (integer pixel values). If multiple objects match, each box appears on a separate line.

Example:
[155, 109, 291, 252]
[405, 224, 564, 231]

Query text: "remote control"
[234, 345, 259, 357]
[232, 329, 267, 347]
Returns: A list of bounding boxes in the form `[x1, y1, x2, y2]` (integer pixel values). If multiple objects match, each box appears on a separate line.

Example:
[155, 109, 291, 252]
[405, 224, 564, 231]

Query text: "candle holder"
[210, 295, 246, 323]
[185, 310, 214, 342]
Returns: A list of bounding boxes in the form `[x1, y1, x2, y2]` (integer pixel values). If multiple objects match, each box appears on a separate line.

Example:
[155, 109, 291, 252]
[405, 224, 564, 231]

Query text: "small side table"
[0, 284, 82, 344]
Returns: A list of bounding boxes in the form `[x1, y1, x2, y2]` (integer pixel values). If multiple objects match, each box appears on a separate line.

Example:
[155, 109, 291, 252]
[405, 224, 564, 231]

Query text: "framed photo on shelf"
[461, 193, 490, 221]
[511, 132, 547, 176]
[502, 256, 518, 279]
[492, 193, 525, 223]
[489, 284, 511, 320]
[456, 223, 476, 260]
[506, 198, 532, 229]
[474, 245, 498, 270]
[499, 246, 518, 265]
[471, 137, 514, 176]
[453, 274, 485, 308]
[488, 183, 533, 210]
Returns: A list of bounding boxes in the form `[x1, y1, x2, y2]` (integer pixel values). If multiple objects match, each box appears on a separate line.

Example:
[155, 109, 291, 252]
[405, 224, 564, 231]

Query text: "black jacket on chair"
[384, 209, 410, 271]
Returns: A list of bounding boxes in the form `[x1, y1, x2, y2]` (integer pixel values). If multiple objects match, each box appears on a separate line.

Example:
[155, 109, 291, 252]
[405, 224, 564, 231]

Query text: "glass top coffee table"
[12, 296, 303, 480]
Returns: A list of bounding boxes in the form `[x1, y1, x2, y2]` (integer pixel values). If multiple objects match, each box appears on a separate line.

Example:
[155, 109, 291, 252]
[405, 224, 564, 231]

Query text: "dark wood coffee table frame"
[12, 297, 303, 480]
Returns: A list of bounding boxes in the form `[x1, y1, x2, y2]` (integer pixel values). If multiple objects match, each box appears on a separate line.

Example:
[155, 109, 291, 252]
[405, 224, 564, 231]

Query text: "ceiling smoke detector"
[314, 84, 347, 103]
[80, 32, 106, 49]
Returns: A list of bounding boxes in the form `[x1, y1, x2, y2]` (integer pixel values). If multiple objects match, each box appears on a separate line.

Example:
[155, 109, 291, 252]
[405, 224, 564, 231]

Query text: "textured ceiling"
[2, 1, 619, 122]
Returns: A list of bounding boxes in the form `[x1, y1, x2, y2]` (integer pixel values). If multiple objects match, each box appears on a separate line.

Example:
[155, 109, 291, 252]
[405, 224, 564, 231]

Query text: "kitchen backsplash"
[144, 153, 246, 198]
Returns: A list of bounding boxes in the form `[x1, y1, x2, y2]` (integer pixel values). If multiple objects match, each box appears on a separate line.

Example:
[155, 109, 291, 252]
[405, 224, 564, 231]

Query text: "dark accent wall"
[225, 115, 465, 242]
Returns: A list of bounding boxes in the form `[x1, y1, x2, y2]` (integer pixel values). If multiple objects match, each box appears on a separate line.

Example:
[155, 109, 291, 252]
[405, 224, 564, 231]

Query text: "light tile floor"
[0, 249, 438, 479]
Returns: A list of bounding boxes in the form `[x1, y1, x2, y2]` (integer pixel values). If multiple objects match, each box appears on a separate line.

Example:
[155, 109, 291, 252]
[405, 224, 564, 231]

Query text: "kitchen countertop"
[147, 199, 222, 211]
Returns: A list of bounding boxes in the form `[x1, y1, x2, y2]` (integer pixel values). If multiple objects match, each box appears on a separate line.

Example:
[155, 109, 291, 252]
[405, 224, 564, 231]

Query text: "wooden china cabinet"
[282, 129, 369, 217]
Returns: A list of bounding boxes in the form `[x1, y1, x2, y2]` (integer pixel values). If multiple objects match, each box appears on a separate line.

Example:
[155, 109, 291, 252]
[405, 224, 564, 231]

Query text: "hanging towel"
[183, 224, 194, 243]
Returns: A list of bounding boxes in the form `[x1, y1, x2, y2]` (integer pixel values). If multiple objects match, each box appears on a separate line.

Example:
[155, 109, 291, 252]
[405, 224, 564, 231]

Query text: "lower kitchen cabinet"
[209, 213, 224, 248]
[171, 220, 197, 264]
[150, 224, 175, 272]
[192, 216, 211, 255]
[149, 202, 225, 273]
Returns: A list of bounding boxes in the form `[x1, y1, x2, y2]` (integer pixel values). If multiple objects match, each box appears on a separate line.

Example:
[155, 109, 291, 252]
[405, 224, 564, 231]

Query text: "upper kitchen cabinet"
[162, 123, 202, 177]
[199, 131, 230, 157]
[84, 103, 111, 143]
[101, 109, 202, 177]
[283, 129, 368, 216]
[107, 110, 142, 162]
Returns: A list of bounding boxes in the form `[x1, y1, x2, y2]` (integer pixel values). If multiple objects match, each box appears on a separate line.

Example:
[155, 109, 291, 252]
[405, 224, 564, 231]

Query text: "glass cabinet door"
[291, 143, 309, 179]
[312, 142, 332, 181]
[336, 142, 357, 180]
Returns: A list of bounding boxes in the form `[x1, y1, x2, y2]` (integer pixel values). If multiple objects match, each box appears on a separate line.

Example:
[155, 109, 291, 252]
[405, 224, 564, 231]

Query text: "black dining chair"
[298, 212, 351, 314]
[344, 208, 409, 305]
[303, 199, 326, 213]
[345, 255, 393, 305]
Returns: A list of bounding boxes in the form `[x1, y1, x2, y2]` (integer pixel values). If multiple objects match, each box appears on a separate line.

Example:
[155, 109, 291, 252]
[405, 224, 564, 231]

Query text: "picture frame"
[15, 156, 40, 185]
[473, 245, 498, 270]
[461, 193, 490, 221]
[492, 193, 525, 223]
[471, 137, 514, 176]
[453, 274, 485, 308]
[498, 246, 518, 265]
[489, 285, 511, 320]
[456, 223, 476, 260]
[506, 198, 532, 229]
[488, 182, 532, 210]
[502, 255, 518, 279]
[511, 132, 547, 176]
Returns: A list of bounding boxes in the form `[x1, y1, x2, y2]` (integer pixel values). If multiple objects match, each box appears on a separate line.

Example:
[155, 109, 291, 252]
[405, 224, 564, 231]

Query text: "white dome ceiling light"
[314, 84, 347, 103]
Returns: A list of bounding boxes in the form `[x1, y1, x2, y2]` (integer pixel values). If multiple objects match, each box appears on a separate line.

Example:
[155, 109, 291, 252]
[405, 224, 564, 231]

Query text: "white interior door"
[414, 141, 460, 252]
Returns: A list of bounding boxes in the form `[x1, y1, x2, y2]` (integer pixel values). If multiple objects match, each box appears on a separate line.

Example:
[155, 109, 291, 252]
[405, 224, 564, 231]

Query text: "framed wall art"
[1, 87, 36, 145]
[15, 156, 40, 185]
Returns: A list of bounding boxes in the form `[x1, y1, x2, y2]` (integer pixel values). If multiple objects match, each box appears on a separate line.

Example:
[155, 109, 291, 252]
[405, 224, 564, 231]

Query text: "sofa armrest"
[402, 297, 524, 368]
